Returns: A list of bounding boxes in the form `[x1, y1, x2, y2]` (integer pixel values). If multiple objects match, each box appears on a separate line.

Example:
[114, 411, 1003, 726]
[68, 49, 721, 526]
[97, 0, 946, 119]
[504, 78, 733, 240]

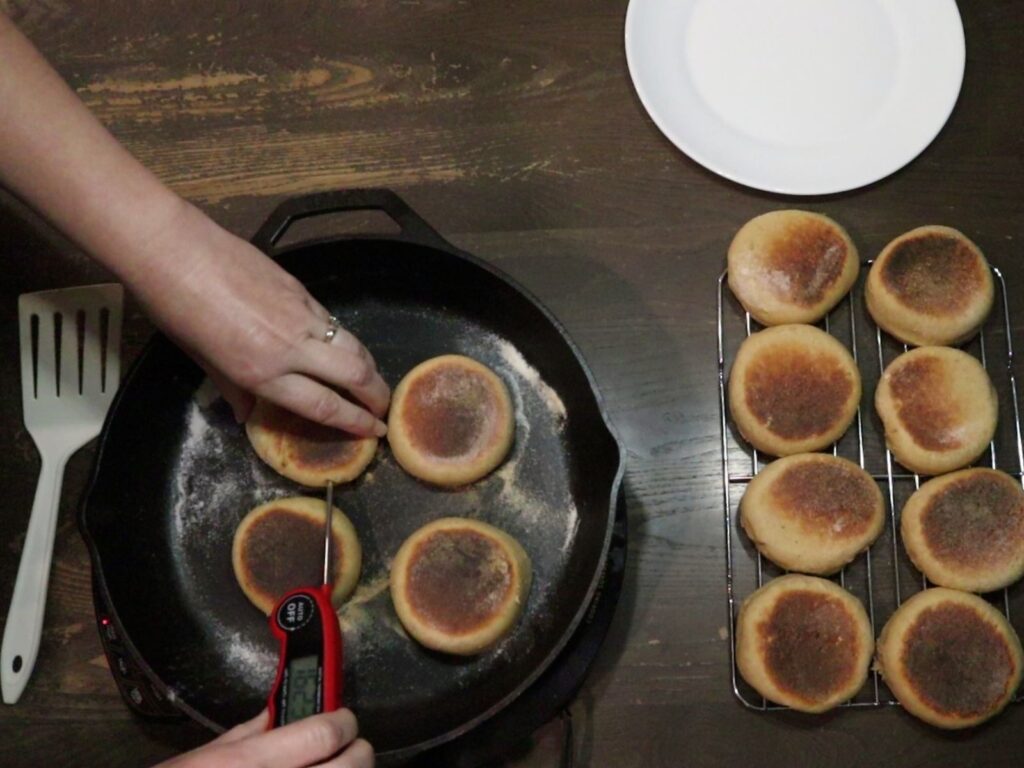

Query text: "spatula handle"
[1, 452, 69, 704]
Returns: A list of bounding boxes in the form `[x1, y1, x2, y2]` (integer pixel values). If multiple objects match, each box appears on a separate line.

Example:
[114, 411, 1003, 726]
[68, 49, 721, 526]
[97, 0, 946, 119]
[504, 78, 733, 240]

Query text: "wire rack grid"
[717, 263, 1024, 711]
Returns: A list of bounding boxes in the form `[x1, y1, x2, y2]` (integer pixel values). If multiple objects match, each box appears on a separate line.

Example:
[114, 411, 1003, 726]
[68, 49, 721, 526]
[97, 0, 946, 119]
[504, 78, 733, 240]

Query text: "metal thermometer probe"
[266, 481, 344, 727]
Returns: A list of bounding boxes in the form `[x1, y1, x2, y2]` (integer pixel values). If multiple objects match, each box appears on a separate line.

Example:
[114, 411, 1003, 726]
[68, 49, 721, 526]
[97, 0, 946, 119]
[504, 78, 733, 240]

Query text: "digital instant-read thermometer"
[266, 482, 343, 727]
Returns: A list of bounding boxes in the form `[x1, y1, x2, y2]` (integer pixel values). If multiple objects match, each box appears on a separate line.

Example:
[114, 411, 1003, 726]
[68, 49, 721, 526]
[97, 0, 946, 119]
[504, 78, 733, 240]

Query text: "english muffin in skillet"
[729, 324, 861, 456]
[901, 468, 1024, 593]
[233, 496, 362, 615]
[866, 225, 993, 347]
[736, 574, 873, 712]
[876, 588, 1023, 729]
[390, 517, 531, 655]
[246, 399, 377, 487]
[875, 346, 997, 476]
[741, 454, 884, 575]
[728, 210, 859, 325]
[388, 355, 515, 487]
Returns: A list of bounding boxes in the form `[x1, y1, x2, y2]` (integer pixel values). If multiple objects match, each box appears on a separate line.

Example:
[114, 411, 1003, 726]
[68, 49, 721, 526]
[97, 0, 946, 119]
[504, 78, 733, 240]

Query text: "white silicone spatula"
[2, 284, 123, 704]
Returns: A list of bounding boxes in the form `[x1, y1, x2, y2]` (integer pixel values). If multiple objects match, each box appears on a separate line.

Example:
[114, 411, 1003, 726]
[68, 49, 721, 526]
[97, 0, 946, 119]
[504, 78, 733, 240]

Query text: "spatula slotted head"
[18, 284, 124, 447]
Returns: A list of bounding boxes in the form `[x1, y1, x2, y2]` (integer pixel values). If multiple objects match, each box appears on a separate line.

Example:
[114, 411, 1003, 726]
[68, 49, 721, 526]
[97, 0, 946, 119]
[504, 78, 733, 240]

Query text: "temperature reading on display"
[284, 655, 321, 722]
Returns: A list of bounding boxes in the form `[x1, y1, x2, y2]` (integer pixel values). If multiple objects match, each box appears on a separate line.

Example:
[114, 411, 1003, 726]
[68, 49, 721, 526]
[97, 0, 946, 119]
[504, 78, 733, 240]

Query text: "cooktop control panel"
[92, 577, 183, 720]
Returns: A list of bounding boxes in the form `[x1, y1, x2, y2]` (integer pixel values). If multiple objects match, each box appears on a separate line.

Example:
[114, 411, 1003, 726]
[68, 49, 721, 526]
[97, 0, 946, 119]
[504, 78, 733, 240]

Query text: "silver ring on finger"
[322, 315, 341, 344]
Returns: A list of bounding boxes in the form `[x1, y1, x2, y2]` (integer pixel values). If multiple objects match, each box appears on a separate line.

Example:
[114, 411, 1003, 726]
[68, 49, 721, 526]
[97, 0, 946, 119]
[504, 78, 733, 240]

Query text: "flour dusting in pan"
[496, 338, 567, 421]
[172, 399, 277, 544]
[170, 394, 283, 686]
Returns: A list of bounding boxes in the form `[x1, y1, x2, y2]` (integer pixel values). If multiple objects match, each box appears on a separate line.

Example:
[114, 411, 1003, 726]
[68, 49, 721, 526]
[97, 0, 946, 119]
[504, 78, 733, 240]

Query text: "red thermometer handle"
[266, 584, 343, 728]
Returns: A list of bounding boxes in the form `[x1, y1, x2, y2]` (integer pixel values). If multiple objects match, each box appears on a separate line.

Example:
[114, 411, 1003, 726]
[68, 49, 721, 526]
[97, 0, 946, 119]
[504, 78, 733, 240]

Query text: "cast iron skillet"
[79, 189, 623, 759]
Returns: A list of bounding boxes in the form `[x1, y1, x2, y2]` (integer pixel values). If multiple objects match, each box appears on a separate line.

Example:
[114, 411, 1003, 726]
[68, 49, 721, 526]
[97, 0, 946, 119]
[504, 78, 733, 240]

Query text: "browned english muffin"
[387, 355, 515, 487]
[875, 347, 997, 476]
[246, 399, 377, 487]
[876, 588, 1023, 729]
[728, 210, 859, 325]
[866, 226, 993, 346]
[740, 454, 884, 575]
[728, 325, 861, 456]
[232, 496, 361, 614]
[735, 574, 873, 712]
[901, 469, 1024, 593]
[390, 517, 531, 655]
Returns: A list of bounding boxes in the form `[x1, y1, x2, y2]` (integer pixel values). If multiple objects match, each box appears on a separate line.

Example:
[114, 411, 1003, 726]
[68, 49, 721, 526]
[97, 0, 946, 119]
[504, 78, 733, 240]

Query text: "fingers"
[314, 738, 375, 768]
[301, 309, 390, 418]
[237, 708, 360, 768]
[297, 337, 391, 418]
[163, 710, 371, 768]
[209, 708, 270, 745]
[260, 373, 387, 437]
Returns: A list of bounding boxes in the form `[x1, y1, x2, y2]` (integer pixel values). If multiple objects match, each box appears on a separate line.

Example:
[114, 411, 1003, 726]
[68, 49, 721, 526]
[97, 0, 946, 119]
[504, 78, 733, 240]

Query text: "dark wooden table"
[2, 1, 1022, 766]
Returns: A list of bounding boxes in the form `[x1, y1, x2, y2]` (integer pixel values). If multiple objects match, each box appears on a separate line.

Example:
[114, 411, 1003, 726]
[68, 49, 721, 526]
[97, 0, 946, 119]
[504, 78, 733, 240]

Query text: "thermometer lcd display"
[284, 655, 321, 721]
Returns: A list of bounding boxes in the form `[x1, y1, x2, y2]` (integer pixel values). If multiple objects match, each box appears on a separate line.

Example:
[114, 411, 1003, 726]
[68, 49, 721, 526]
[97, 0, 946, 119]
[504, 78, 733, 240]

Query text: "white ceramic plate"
[625, 0, 965, 195]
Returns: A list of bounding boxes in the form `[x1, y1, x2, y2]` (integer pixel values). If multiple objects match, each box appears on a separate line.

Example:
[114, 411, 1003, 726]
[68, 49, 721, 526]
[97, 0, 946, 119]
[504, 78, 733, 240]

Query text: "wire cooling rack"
[717, 263, 1024, 710]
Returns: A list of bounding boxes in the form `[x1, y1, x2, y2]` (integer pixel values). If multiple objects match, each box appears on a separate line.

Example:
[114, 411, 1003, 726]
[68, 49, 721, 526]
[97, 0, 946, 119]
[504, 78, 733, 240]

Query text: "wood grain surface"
[1, 1, 1023, 766]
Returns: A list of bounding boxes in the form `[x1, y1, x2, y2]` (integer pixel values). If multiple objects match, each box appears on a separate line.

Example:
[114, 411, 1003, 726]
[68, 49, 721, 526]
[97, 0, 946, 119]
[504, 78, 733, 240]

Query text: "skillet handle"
[251, 189, 452, 253]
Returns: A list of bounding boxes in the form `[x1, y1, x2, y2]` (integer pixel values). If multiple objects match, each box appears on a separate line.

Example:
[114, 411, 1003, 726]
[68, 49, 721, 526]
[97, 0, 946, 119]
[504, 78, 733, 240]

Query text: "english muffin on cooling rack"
[866, 225, 993, 347]
[875, 346, 997, 476]
[729, 324, 861, 456]
[876, 588, 1023, 729]
[736, 574, 873, 712]
[728, 210, 859, 326]
[741, 454, 884, 575]
[901, 468, 1024, 593]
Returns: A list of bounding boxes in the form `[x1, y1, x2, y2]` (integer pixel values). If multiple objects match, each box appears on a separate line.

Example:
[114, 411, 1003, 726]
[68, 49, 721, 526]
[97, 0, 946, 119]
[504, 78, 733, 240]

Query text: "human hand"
[0, 20, 386, 435]
[157, 708, 373, 768]
[130, 201, 389, 437]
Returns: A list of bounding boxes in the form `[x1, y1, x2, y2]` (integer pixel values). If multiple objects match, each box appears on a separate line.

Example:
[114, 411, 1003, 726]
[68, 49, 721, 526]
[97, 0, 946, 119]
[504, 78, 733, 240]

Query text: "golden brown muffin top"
[762, 217, 849, 307]
[888, 355, 964, 452]
[260, 404, 366, 469]
[922, 472, 1024, 570]
[239, 508, 345, 603]
[880, 232, 986, 315]
[405, 528, 514, 635]
[400, 364, 502, 459]
[758, 590, 861, 704]
[901, 602, 1016, 718]
[743, 345, 855, 440]
[770, 458, 877, 539]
